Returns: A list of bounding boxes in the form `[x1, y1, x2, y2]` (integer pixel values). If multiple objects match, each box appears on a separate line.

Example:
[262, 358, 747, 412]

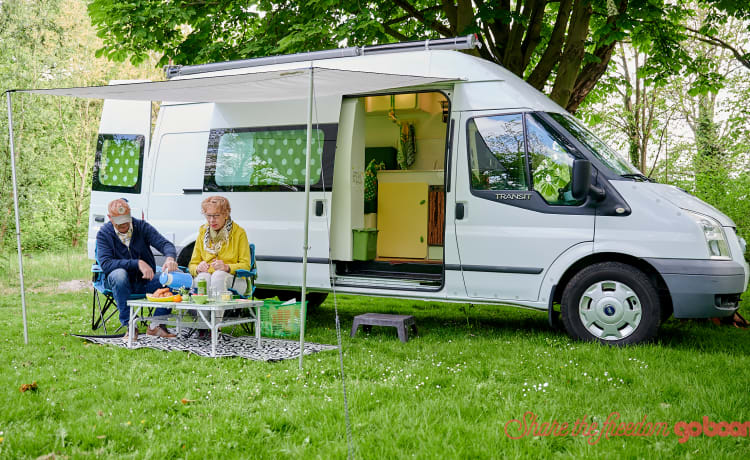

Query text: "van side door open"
[453, 111, 595, 302]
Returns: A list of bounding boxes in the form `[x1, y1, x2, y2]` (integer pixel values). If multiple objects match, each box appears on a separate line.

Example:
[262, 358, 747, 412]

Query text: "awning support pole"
[299, 67, 314, 369]
[6, 91, 29, 345]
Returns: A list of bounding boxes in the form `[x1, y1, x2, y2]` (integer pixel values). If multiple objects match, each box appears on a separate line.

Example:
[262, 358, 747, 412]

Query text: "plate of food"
[147, 287, 176, 302]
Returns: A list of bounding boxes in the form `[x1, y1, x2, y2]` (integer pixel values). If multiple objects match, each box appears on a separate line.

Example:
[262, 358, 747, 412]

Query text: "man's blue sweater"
[96, 218, 177, 282]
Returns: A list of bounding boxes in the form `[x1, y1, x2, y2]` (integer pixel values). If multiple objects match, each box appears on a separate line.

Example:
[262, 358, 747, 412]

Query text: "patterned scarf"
[115, 226, 133, 248]
[204, 218, 232, 255]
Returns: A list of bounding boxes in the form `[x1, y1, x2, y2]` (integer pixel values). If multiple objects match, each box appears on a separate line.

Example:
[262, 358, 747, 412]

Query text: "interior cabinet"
[376, 170, 443, 259]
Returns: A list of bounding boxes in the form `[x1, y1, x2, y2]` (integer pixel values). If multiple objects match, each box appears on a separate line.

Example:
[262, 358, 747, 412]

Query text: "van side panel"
[87, 98, 152, 259]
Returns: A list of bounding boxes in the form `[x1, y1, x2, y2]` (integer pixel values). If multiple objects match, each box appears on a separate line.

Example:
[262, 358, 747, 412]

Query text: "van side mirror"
[571, 159, 591, 201]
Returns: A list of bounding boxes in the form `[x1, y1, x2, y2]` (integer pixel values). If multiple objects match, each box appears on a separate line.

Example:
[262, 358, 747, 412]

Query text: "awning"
[15, 66, 457, 103]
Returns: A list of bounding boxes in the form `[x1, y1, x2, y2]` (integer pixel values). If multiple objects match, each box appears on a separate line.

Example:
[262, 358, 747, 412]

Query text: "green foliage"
[85, 1, 750, 110]
[0, 0, 157, 252]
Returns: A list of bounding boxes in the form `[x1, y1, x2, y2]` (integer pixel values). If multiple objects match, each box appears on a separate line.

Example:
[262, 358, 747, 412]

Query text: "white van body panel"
[87, 92, 151, 259]
[452, 110, 594, 302]
[645, 182, 735, 226]
[595, 182, 708, 259]
[537, 241, 595, 305]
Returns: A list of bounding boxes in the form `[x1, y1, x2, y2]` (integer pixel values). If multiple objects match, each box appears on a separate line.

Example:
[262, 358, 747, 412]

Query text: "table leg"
[128, 306, 135, 348]
[211, 309, 217, 358]
[255, 305, 261, 348]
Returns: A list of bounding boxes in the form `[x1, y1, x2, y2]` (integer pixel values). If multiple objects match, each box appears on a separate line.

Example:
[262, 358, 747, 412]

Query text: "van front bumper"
[645, 258, 747, 318]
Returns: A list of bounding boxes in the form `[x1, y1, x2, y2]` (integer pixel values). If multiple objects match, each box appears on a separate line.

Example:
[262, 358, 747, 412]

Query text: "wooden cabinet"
[376, 170, 443, 259]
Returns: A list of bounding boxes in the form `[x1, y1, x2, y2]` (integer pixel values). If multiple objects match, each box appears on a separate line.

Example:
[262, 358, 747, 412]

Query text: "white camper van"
[87, 36, 748, 345]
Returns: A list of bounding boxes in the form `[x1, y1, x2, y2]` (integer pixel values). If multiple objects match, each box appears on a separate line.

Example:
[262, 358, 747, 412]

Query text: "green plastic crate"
[352, 228, 378, 261]
[260, 300, 306, 338]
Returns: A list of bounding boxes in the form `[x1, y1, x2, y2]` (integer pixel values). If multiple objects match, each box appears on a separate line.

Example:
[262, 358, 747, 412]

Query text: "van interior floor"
[335, 259, 443, 283]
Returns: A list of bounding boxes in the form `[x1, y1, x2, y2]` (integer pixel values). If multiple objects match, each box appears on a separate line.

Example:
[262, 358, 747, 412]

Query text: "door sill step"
[333, 275, 441, 290]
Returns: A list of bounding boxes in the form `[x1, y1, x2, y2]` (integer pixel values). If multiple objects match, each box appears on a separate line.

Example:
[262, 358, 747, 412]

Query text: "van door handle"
[94, 215, 105, 223]
[182, 188, 203, 194]
[314, 200, 325, 217]
[455, 203, 465, 220]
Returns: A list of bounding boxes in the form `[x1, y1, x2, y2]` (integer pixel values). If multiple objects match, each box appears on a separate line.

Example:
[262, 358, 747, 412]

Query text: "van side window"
[526, 115, 583, 206]
[205, 125, 336, 192]
[467, 114, 528, 191]
[92, 134, 144, 193]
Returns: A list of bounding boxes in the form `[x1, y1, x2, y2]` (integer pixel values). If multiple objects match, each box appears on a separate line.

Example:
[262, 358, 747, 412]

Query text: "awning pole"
[299, 67, 314, 369]
[6, 91, 29, 345]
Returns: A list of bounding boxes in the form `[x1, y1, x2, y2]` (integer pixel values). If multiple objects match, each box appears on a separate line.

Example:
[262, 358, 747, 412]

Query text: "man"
[97, 198, 179, 340]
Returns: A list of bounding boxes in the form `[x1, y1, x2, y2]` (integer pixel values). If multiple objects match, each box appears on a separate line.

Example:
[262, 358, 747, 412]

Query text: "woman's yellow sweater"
[188, 223, 250, 276]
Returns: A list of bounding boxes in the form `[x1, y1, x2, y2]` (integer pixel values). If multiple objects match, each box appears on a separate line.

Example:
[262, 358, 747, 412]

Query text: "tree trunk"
[549, 0, 593, 108]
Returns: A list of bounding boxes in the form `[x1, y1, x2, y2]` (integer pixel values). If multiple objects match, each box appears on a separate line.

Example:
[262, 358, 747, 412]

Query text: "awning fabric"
[15, 67, 456, 102]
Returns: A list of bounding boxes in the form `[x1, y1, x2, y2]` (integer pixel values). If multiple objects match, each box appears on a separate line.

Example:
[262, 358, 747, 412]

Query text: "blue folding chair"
[91, 248, 178, 334]
[91, 256, 149, 334]
[228, 243, 257, 299]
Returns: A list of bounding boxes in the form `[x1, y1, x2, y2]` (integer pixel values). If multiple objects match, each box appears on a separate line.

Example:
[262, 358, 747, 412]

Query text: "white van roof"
[18, 49, 564, 114]
[172, 50, 565, 113]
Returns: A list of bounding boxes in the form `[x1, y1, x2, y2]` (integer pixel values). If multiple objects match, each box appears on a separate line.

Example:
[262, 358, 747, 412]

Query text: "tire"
[561, 262, 661, 345]
[176, 243, 194, 268]
[277, 290, 328, 310]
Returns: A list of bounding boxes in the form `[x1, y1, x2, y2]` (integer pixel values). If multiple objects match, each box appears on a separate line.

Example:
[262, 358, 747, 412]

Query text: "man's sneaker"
[147, 324, 176, 338]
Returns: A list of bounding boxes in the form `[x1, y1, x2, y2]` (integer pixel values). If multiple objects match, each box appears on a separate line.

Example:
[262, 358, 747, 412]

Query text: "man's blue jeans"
[105, 268, 171, 327]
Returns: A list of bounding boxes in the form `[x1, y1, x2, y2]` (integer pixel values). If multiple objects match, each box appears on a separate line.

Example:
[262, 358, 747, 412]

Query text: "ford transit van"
[87, 37, 748, 345]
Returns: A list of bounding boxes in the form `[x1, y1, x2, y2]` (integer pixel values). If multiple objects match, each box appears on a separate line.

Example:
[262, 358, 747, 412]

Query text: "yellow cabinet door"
[377, 182, 428, 258]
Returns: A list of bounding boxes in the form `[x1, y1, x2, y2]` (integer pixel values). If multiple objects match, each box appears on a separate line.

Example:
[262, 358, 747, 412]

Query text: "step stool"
[350, 313, 418, 343]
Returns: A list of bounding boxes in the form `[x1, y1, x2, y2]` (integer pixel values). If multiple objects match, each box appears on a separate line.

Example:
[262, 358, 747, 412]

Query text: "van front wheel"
[561, 262, 660, 345]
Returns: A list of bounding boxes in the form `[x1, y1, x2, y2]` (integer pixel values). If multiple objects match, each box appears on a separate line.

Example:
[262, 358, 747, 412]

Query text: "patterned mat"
[75, 332, 338, 361]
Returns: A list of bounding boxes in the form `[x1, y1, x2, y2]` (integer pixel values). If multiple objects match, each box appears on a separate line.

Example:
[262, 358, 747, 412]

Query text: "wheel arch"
[551, 252, 673, 318]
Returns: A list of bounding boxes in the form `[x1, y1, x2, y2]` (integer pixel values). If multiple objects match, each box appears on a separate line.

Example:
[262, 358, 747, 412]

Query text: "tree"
[1, 0, 158, 252]
[87, 0, 750, 112]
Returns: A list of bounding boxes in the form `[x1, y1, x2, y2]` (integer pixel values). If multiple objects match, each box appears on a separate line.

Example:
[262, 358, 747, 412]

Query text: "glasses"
[205, 214, 223, 220]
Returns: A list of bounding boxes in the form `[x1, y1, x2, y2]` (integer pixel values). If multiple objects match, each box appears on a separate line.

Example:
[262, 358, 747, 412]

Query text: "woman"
[189, 196, 251, 299]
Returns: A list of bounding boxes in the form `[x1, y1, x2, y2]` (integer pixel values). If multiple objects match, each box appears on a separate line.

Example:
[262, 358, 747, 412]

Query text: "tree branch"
[526, 0, 572, 90]
[684, 25, 750, 70]
[392, 0, 453, 37]
[385, 5, 443, 26]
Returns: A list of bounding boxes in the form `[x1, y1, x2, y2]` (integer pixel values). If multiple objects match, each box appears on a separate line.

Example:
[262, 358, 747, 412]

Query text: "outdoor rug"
[74, 333, 338, 361]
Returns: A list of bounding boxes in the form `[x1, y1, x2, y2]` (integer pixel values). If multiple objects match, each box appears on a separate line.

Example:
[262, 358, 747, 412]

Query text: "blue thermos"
[159, 271, 193, 289]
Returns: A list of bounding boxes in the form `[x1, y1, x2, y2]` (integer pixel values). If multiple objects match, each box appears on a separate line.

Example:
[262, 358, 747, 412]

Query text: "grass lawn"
[0, 249, 748, 459]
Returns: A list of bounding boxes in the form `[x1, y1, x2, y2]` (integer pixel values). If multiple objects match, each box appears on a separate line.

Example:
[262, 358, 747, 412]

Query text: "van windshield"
[548, 112, 641, 176]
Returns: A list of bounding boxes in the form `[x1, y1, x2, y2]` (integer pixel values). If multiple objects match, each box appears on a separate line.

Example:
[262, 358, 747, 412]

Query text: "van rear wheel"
[561, 262, 660, 345]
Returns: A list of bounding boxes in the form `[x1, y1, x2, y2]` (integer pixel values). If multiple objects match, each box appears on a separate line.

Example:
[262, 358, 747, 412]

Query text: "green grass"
[0, 249, 749, 459]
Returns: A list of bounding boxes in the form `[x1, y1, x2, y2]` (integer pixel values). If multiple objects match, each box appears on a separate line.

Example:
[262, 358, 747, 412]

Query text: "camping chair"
[91, 259, 148, 334]
[226, 243, 258, 335]
[228, 243, 258, 299]
[91, 249, 183, 334]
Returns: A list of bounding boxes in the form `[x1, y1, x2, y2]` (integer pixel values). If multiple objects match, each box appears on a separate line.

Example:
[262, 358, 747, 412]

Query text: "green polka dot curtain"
[215, 129, 324, 187]
[99, 137, 142, 187]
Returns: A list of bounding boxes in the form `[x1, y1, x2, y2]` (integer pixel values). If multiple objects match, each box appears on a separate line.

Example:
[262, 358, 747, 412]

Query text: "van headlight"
[686, 210, 731, 259]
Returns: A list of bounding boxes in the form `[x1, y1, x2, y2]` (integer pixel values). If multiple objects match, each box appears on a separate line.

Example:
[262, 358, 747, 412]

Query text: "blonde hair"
[201, 196, 231, 216]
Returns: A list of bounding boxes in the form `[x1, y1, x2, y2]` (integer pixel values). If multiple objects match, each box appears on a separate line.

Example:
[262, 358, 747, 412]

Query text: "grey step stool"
[350, 313, 418, 343]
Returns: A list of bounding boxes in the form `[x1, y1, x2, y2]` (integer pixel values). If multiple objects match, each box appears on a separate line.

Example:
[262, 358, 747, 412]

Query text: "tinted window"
[204, 124, 337, 192]
[526, 115, 583, 205]
[467, 114, 527, 191]
[92, 134, 144, 193]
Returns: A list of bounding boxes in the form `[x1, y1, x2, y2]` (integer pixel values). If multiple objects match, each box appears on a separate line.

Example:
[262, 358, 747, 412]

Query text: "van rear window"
[92, 134, 145, 193]
[204, 124, 337, 192]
